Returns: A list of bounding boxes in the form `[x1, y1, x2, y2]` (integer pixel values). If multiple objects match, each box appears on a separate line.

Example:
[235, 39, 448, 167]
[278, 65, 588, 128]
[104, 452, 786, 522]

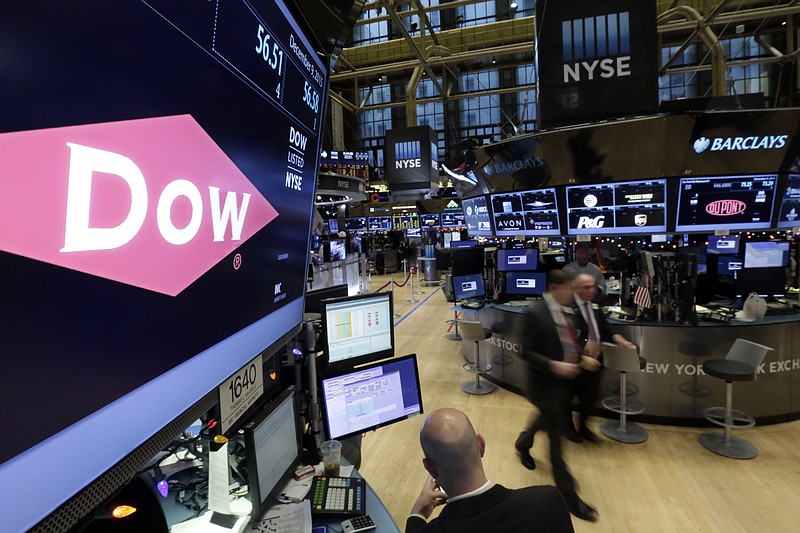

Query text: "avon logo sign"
[706, 200, 746, 216]
[0, 115, 278, 296]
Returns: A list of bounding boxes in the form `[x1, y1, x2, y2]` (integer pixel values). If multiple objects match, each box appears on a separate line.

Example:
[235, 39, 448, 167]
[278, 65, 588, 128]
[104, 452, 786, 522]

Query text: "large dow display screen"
[490, 188, 560, 236]
[566, 180, 667, 235]
[0, 2, 327, 530]
[676, 175, 777, 232]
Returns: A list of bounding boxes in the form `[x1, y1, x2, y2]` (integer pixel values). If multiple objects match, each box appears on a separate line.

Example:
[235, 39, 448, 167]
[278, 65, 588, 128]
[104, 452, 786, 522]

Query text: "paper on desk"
[208, 442, 232, 514]
[245, 500, 311, 533]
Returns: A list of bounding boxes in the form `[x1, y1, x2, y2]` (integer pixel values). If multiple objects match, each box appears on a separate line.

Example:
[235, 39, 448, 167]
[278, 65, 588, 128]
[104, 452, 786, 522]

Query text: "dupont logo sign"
[706, 200, 747, 216]
[562, 11, 631, 83]
[0, 115, 278, 296]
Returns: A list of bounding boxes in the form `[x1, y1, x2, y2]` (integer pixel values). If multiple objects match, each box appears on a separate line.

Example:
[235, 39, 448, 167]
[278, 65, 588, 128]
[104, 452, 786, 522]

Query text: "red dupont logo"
[0, 115, 278, 295]
[705, 199, 747, 216]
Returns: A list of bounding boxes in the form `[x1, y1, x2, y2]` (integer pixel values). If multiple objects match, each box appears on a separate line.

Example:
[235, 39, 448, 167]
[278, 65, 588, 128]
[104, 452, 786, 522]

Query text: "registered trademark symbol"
[233, 253, 242, 270]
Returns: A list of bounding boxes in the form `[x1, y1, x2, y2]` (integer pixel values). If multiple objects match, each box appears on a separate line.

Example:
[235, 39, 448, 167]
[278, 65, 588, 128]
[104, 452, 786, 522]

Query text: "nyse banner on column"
[536, 0, 658, 128]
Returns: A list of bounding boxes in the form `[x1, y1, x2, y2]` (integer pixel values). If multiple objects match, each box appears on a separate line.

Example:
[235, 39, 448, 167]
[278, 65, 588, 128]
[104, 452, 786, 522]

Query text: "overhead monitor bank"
[0, 1, 327, 530]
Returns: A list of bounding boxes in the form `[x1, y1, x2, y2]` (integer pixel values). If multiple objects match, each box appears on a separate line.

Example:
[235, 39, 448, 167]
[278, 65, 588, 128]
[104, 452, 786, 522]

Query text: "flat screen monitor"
[744, 241, 790, 268]
[707, 235, 741, 255]
[774, 174, 800, 228]
[321, 292, 395, 372]
[345, 217, 368, 231]
[452, 273, 486, 301]
[244, 388, 302, 519]
[327, 218, 340, 233]
[734, 267, 786, 298]
[506, 271, 547, 297]
[367, 216, 392, 231]
[675, 175, 777, 232]
[420, 213, 440, 227]
[406, 227, 422, 238]
[497, 249, 539, 271]
[490, 188, 560, 236]
[0, 2, 328, 529]
[451, 247, 484, 276]
[305, 284, 349, 315]
[462, 196, 494, 236]
[566, 179, 667, 235]
[320, 354, 423, 441]
[449, 240, 477, 249]
[323, 239, 347, 262]
[441, 212, 466, 227]
[717, 255, 743, 276]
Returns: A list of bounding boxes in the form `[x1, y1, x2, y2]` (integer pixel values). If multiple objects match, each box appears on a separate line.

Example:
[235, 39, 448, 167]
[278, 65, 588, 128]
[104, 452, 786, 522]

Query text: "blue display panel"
[775, 174, 800, 228]
[441, 212, 466, 227]
[452, 273, 486, 300]
[497, 249, 539, 271]
[676, 175, 777, 232]
[490, 188, 560, 236]
[707, 235, 741, 255]
[345, 217, 368, 231]
[0, 1, 327, 530]
[462, 196, 494, 236]
[420, 213, 441, 227]
[566, 179, 667, 235]
[506, 271, 547, 296]
[367, 216, 392, 231]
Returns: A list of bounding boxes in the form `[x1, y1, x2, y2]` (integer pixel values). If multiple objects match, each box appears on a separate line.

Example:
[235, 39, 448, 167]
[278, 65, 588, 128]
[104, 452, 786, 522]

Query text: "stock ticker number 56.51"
[255, 24, 284, 96]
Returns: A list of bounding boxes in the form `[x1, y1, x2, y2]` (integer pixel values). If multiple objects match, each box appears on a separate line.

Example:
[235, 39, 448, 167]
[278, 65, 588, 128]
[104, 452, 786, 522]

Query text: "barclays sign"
[693, 135, 789, 154]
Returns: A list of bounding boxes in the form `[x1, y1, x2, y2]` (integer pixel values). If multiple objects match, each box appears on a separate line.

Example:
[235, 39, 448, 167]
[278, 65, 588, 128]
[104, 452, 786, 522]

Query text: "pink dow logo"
[0, 115, 278, 296]
[705, 199, 746, 216]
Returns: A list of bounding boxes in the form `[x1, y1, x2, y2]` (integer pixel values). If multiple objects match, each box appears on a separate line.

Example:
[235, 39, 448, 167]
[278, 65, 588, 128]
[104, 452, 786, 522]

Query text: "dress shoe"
[563, 428, 584, 443]
[568, 497, 599, 522]
[579, 426, 598, 443]
[514, 443, 536, 470]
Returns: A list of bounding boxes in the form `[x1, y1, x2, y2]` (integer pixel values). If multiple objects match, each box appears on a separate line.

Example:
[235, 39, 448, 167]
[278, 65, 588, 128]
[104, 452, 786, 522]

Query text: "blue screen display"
[506, 271, 547, 296]
[452, 273, 486, 300]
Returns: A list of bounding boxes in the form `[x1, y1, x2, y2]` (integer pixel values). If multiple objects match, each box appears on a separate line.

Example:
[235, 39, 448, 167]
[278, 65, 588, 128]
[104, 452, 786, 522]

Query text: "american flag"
[633, 272, 652, 309]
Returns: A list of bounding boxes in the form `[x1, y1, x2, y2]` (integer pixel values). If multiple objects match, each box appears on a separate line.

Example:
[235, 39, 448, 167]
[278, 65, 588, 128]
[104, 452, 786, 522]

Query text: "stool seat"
[600, 342, 648, 444]
[459, 320, 496, 395]
[703, 359, 757, 382]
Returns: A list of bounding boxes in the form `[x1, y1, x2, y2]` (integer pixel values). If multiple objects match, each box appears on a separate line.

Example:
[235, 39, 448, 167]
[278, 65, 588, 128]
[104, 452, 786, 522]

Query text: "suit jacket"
[570, 300, 614, 350]
[520, 299, 576, 406]
[405, 484, 574, 533]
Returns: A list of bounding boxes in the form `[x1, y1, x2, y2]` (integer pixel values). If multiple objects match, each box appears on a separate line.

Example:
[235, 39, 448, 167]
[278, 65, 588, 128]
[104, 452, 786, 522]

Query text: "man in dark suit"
[513, 269, 598, 522]
[405, 408, 574, 533]
[569, 273, 636, 442]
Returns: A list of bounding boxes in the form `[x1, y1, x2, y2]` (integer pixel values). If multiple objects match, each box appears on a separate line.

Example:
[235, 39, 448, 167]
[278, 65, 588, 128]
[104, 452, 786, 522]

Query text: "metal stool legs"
[461, 340, 496, 395]
[600, 371, 648, 443]
[699, 381, 758, 459]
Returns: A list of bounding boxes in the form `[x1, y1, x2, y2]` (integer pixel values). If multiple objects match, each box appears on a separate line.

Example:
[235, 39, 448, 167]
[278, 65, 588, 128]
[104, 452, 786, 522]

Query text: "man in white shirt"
[562, 245, 605, 292]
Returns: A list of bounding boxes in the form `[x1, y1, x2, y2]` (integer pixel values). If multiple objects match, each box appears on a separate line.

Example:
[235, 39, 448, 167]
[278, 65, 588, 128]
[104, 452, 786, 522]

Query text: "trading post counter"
[461, 303, 800, 425]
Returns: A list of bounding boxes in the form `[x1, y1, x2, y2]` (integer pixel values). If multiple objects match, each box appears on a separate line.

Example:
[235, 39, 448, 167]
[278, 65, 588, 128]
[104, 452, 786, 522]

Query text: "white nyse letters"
[60, 143, 251, 252]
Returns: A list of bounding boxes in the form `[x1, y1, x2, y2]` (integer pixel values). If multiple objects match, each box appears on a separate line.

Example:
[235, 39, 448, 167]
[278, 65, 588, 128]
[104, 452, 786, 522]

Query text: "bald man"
[405, 408, 573, 533]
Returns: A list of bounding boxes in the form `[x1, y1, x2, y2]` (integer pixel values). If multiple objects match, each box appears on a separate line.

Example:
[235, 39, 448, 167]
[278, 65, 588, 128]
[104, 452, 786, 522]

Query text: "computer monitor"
[451, 247, 484, 276]
[717, 255, 743, 276]
[707, 235, 741, 255]
[497, 249, 538, 271]
[744, 241, 790, 268]
[734, 267, 787, 298]
[449, 240, 477, 249]
[305, 284, 349, 315]
[345, 217, 367, 231]
[367, 216, 392, 231]
[565, 179, 667, 235]
[244, 388, 302, 519]
[462, 195, 494, 237]
[321, 292, 395, 373]
[452, 273, 486, 301]
[323, 239, 346, 262]
[406, 227, 422, 238]
[320, 354, 423, 441]
[675, 175, 777, 232]
[505, 272, 547, 297]
[489, 188, 560, 236]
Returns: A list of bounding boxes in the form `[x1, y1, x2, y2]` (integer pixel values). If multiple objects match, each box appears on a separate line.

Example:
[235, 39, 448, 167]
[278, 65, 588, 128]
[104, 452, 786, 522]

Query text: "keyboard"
[309, 476, 366, 517]
[461, 300, 485, 310]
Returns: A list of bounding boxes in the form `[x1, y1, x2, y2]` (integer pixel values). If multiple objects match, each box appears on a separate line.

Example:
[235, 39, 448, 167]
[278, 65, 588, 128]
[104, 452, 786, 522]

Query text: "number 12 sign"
[219, 354, 264, 434]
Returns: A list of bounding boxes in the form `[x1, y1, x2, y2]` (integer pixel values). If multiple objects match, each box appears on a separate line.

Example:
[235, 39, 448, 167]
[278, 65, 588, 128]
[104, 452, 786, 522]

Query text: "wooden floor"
[356, 273, 800, 532]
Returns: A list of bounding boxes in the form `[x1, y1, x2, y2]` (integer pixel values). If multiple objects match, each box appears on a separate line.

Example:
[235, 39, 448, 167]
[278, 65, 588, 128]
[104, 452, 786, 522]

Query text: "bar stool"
[600, 342, 648, 444]
[699, 338, 772, 459]
[459, 320, 496, 395]
[445, 306, 462, 340]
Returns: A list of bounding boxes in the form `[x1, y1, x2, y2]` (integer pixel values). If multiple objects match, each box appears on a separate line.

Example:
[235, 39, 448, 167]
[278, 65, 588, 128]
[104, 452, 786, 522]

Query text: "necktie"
[584, 302, 599, 341]
[559, 310, 579, 363]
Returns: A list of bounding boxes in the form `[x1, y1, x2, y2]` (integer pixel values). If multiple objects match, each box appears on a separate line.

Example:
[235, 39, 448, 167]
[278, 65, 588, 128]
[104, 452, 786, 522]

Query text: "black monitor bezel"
[320, 291, 396, 374]
[243, 387, 302, 520]
[319, 353, 423, 442]
[505, 271, 547, 297]
[497, 248, 539, 272]
[451, 273, 486, 301]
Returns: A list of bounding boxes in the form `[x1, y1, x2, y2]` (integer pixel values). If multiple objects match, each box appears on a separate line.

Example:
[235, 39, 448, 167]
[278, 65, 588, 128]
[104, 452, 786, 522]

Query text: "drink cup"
[321, 440, 342, 477]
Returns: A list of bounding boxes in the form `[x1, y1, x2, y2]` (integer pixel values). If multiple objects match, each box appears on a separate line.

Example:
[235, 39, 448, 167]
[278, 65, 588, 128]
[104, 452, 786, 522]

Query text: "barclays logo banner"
[562, 12, 631, 83]
[692, 135, 788, 154]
